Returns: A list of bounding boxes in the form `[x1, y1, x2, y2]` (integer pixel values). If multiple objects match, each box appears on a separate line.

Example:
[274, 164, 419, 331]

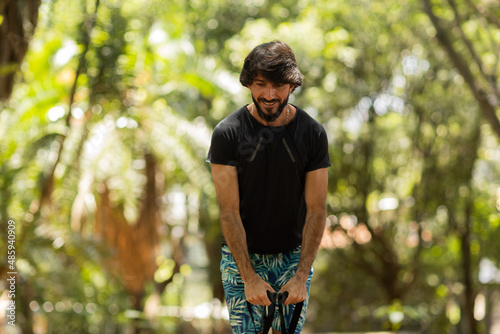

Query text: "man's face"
[248, 75, 294, 123]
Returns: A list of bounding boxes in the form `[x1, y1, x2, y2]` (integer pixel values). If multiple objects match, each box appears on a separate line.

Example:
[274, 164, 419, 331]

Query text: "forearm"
[295, 208, 326, 280]
[220, 210, 257, 283]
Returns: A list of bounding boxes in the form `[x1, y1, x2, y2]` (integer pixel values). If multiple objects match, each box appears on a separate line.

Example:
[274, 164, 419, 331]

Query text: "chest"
[236, 126, 306, 177]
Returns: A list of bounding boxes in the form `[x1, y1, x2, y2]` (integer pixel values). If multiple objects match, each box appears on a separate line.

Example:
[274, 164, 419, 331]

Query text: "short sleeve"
[206, 122, 238, 166]
[305, 125, 330, 172]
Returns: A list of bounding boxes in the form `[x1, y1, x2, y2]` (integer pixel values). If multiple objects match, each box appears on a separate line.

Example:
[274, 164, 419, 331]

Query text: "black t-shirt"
[207, 105, 330, 254]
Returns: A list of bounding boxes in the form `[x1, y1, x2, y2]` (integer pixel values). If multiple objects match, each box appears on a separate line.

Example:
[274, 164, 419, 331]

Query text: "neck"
[250, 103, 291, 126]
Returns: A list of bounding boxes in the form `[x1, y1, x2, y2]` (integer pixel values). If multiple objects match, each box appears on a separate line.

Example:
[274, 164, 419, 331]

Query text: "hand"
[244, 274, 275, 306]
[278, 275, 307, 305]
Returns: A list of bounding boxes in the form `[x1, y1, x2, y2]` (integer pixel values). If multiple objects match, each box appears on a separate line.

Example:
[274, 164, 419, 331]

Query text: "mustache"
[259, 98, 280, 104]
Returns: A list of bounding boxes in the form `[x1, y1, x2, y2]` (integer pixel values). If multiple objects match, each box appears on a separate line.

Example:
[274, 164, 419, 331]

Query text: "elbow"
[306, 205, 327, 227]
[307, 203, 326, 216]
[219, 207, 239, 222]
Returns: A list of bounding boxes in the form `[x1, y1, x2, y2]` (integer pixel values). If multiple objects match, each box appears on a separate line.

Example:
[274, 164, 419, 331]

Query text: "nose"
[264, 86, 277, 100]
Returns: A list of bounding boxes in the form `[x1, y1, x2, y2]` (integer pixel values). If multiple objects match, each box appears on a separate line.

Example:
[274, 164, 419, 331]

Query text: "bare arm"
[211, 163, 274, 305]
[280, 167, 328, 305]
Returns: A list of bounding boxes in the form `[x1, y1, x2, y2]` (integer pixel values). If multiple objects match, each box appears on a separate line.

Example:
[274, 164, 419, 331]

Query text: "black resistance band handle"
[247, 290, 304, 334]
[269, 291, 304, 334]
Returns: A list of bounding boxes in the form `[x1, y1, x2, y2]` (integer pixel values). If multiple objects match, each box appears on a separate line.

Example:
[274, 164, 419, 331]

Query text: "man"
[207, 40, 330, 333]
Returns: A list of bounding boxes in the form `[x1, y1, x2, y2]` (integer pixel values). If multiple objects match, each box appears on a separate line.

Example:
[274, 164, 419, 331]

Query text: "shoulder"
[208, 107, 248, 163]
[213, 106, 247, 135]
[294, 106, 327, 136]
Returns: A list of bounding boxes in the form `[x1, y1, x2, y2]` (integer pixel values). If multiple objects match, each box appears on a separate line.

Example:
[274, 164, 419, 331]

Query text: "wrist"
[294, 267, 311, 282]
[242, 271, 260, 284]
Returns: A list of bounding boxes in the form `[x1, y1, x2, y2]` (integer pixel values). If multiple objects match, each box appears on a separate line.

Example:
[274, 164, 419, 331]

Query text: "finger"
[247, 296, 257, 305]
[277, 289, 299, 305]
[249, 298, 267, 306]
[265, 283, 275, 292]
[249, 293, 272, 306]
[283, 294, 294, 305]
[250, 296, 269, 306]
[284, 293, 306, 305]
[277, 287, 289, 299]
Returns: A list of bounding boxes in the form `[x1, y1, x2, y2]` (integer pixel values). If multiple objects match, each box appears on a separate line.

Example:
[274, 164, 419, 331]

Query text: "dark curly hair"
[239, 41, 303, 92]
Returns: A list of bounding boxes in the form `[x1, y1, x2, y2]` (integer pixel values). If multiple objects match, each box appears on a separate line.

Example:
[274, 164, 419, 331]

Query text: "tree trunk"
[0, 0, 41, 101]
[18, 276, 34, 334]
[459, 194, 478, 334]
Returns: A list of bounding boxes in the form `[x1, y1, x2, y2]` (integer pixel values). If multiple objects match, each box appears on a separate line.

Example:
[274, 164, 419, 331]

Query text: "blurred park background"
[1, 0, 500, 333]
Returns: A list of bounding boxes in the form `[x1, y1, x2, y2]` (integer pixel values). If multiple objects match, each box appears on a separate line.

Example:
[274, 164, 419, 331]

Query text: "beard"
[252, 93, 290, 123]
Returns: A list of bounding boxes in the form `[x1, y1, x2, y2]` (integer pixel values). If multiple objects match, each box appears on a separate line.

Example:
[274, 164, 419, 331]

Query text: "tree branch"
[452, 0, 500, 100]
[422, 0, 500, 139]
[463, 0, 500, 96]
[464, 0, 500, 30]
[447, 0, 487, 81]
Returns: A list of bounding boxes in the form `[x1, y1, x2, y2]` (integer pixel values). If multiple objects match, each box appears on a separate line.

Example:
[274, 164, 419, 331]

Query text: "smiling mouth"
[261, 100, 279, 107]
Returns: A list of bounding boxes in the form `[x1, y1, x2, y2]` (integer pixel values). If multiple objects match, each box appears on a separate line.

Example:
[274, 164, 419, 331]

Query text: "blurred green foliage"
[1, 0, 500, 333]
